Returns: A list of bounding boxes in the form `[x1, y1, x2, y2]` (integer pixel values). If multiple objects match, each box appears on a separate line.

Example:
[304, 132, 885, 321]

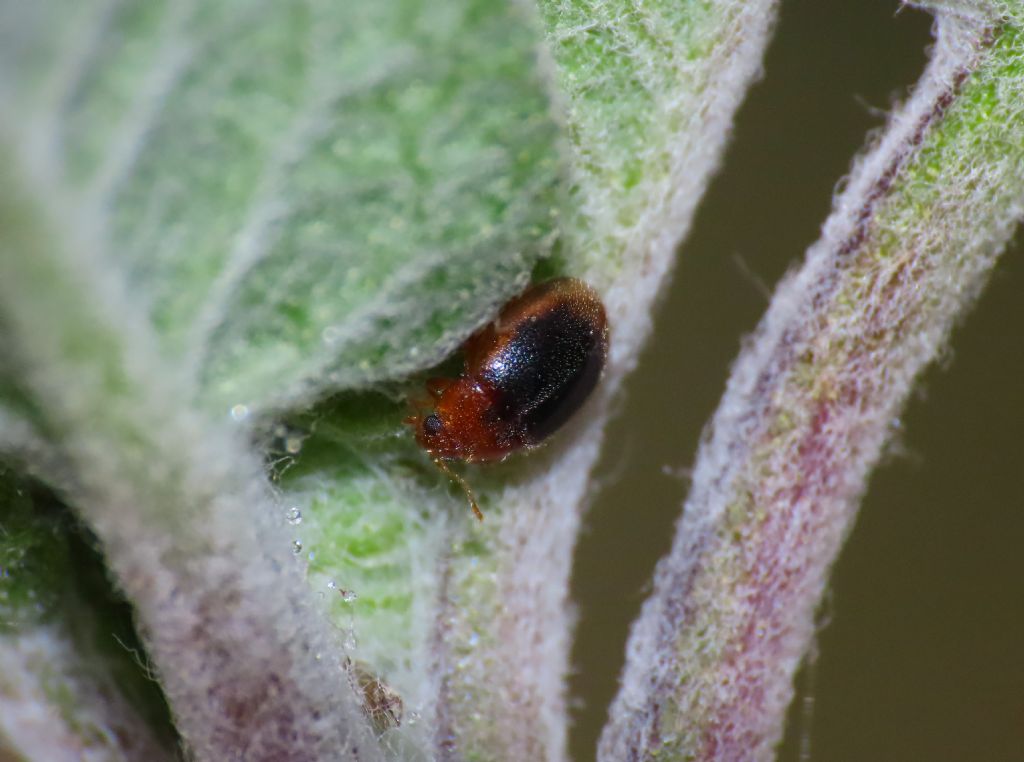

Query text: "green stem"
[601, 7, 1024, 760]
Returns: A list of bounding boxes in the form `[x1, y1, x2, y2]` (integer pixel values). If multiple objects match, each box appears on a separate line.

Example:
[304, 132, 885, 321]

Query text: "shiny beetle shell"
[409, 277, 608, 463]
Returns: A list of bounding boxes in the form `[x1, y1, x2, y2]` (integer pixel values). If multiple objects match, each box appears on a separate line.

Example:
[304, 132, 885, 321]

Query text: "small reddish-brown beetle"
[406, 277, 609, 519]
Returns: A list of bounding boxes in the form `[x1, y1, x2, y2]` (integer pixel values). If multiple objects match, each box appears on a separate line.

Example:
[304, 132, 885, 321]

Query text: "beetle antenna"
[432, 457, 483, 522]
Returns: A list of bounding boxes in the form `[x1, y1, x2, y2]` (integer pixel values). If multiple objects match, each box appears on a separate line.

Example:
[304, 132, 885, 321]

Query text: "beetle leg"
[432, 457, 483, 522]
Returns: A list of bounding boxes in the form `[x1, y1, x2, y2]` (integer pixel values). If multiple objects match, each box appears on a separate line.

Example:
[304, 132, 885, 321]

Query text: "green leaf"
[2, 0, 562, 416]
[2, 0, 569, 757]
[1, 0, 779, 758]
[0, 151, 381, 759]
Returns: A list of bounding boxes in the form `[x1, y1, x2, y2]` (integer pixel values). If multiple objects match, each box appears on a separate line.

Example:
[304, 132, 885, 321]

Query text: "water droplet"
[406, 711, 421, 727]
[285, 436, 303, 454]
[322, 326, 341, 345]
[291, 539, 303, 555]
[307, 551, 315, 562]
[327, 580, 337, 590]
[339, 588, 358, 603]
[229, 404, 250, 422]
[285, 507, 302, 525]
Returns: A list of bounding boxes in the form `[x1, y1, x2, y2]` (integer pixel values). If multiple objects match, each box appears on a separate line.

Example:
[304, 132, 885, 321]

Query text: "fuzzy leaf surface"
[0, 0, 778, 759]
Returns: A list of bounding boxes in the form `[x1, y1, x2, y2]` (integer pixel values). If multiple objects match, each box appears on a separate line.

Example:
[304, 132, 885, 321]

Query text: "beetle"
[406, 277, 609, 519]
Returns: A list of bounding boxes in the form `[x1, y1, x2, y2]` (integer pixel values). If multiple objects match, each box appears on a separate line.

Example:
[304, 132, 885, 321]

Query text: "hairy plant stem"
[601, 6, 1024, 760]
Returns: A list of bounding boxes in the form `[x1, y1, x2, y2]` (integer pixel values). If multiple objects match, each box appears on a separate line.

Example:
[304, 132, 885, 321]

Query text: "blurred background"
[570, 1, 1024, 760]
